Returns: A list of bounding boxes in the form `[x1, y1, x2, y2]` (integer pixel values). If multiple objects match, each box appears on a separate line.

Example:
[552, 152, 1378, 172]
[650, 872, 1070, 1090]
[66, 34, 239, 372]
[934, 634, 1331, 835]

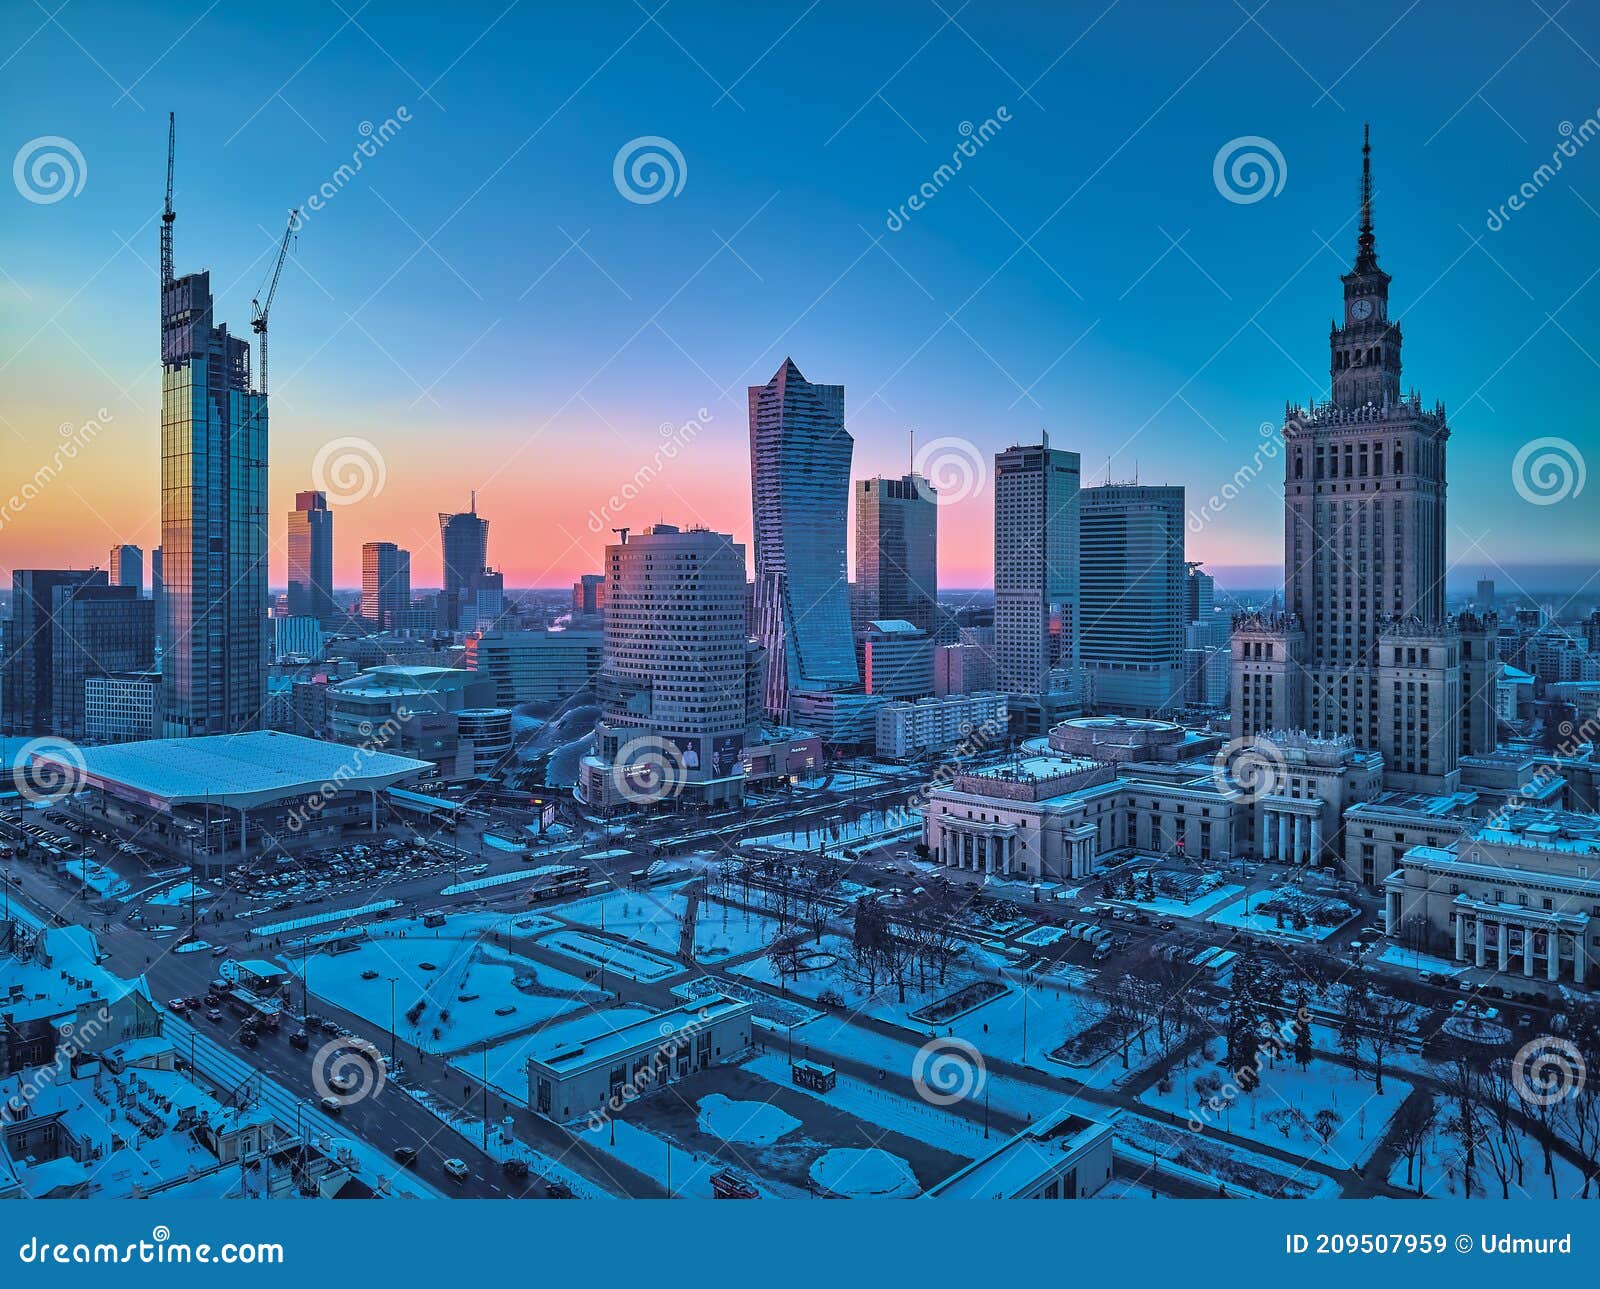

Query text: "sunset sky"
[2, 0, 1595, 598]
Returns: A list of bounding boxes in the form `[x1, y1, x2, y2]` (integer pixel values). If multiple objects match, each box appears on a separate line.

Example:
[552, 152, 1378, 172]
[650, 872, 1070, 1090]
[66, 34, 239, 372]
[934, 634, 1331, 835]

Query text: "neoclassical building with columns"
[1384, 808, 1600, 986]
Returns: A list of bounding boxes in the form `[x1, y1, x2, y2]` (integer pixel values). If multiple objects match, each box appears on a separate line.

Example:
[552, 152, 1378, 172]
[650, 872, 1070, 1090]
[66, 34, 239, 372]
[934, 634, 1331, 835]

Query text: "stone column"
[1278, 813, 1289, 863]
[1524, 930, 1535, 978]
[1497, 924, 1509, 974]
[1309, 816, 1322, 865]
[1454, 912, 1465, 960]
[1260, 810, 1271, 859]
[1574, 934, 1585, 985]
[1548, 933, 1561, 982]
[1475, 918, 1486, 968]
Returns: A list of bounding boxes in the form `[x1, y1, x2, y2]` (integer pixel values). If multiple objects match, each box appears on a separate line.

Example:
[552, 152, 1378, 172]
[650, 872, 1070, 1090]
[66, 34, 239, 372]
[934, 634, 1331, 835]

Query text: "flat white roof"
[38, 731, 431, 810]
[528, 995, 751, 1077]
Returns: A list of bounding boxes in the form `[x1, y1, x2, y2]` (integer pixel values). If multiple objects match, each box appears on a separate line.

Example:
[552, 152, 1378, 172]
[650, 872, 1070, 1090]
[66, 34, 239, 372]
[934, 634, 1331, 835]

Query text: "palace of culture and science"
[1230, 127, 1499, 796]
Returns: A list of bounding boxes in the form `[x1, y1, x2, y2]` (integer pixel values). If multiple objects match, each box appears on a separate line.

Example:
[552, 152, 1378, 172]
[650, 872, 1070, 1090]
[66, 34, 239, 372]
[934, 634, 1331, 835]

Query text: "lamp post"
[387, 976, 398, 1065]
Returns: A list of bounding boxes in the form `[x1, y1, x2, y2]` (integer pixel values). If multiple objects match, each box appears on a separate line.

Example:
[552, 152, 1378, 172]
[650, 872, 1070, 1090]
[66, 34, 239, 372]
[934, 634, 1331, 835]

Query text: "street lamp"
[387, 976, 398, 1065]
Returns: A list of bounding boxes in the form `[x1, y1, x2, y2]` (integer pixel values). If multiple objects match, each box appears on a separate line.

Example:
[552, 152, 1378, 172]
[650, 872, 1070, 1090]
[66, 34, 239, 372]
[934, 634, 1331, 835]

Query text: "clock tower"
[1331, 124, 1401, 410]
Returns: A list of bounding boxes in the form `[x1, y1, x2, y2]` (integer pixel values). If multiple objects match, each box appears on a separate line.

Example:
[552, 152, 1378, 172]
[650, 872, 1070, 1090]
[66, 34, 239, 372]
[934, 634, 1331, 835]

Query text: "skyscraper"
[361, 542, 411, 625]
[51, 584, 155, 741]
[150, 546, 162, 645]
[1079, 484, 1186, 716]
[287, 489, 335, 622]
[993, 437, 1080, 732]
[439, 497, 489, 630]
[159, 129, 267, 737]
[854, 474, 937, 637]
[2, 569, 106, 735]
[109, 544, 143, 593]
[1232, 129, 1490, 792]
[749, 358, 858, 720]
[583, 524, 756, 808]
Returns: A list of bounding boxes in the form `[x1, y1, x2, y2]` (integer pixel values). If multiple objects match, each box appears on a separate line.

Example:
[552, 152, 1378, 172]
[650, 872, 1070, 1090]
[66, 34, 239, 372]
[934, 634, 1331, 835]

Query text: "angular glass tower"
[161, 269, 267, 734]
[749, 358, 858, 720]
[439, 498, 489, 630]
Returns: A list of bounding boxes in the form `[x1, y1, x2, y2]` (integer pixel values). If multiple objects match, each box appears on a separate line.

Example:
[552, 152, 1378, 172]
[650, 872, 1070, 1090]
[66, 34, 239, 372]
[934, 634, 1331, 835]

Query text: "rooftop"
[526, 996, 751, 1076]
[36, 731, 431, 810]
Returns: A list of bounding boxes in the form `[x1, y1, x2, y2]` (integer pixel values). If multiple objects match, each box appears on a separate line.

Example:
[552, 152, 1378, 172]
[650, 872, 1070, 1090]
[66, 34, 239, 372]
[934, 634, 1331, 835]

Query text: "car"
[1133, 912, 1151, 926]
[1417, 971, 1436, 984]
[167, 997, 188, 1011]
[206, 1008, 223, 1022]
[289, 1030, 310, 1050]
[320, 1097, 343, 1116]
[1451, 998, 1470, 1013]
[1157, 919, 1176, 931]
[442, 1158, 469, 1181]
[211, 945, 229, 957]
[239, 1029, 258, 1048]
[361, 969, 380, 981]
[502, 1158, 530, 1180]
[1458, 978, 1475, 993]
[318, 1018, 340, 1033]
[393, 1146, 419, 1165]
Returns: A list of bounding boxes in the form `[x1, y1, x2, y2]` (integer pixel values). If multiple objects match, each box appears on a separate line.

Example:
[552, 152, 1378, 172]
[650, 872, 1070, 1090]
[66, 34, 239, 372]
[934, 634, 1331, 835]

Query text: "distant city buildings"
[287, 489, 335, 622]
[50, 583, 155, 741]
[853, 474, 936, 637]
[360, 541, 411, 626]
[467, 628, 604, 707]
[749, 359, 858, 720]
[439, 498, 490, 631]
[859, 619, 934, 699]
[993, 438, 1081, 733]
[108, 544, 143, 593]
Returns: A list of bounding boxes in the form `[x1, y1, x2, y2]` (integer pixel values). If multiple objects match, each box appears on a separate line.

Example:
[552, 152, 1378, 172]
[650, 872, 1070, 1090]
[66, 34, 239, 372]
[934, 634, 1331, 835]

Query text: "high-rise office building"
[572, 573, 607, 617]
[109, 544, 143, 593]
[150, 546, 162, 645]
[1184, 562, 1215, 625]
[51, 584, 155, 741]
[583, 524, 756, 808]
[2, 569, 106, 735]
[287, 489, 335, 622]
[749, 358, 858, 720]
[1079, 484, 1186, 716]
[993, 437, 1081, 732]
[1231, 129, 1492, 792]
[361, 542, 411, 625]
[1476, 578, 1495, 609]
[439, 498, 490, 631]
[159, 135, 267, 737]
[854, 475, 937, 637]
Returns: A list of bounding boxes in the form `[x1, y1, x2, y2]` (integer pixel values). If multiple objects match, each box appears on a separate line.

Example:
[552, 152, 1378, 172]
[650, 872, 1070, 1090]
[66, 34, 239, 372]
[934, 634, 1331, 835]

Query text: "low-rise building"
[925, 1108, 1114, 1199]
[874, 692, 1008, 760]
[525, 995, 753, 1123]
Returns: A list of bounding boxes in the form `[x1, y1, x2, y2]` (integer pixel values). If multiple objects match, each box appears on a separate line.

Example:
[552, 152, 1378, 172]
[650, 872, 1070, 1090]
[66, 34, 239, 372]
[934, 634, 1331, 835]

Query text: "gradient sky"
[2, 0, 1596, 601]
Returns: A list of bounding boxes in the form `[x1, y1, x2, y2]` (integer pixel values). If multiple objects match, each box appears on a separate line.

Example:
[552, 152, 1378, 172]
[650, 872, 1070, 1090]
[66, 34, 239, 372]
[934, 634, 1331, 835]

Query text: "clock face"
[1350, 298, 1375, 321]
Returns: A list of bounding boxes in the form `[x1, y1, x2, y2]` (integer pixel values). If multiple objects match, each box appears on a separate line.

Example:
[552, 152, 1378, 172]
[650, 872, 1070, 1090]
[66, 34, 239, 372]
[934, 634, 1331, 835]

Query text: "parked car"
[502, 1158, 530, 1180]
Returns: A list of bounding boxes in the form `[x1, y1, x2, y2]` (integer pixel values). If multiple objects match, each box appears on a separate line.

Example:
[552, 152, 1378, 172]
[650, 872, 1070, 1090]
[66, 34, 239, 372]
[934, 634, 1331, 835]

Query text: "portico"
[1258, 798, 1324, 866]
[1444, 894, 1588, 984]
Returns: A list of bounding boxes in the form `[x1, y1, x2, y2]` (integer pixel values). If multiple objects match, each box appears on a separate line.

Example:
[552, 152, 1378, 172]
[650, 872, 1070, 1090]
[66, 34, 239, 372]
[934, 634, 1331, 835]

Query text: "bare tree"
[1389, 1093, 1436, 1194]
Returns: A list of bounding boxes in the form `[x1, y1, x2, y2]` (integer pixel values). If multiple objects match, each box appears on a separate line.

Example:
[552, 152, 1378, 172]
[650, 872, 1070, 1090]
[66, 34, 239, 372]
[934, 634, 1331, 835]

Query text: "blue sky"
[1, 0, 1596, 599]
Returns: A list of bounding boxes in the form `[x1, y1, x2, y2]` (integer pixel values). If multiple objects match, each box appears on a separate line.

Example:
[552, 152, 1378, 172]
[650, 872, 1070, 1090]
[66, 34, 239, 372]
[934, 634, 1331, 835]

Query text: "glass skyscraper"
[287, 489, 335, 622]
[749, 358, 858, 721]
[160, 267, 268, 736]
[439, 499, 489, 630]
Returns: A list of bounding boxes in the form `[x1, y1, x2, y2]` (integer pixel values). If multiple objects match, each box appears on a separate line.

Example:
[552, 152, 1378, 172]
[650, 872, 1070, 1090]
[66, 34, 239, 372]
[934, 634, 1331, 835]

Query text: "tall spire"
[1354, 122, 1378, 273]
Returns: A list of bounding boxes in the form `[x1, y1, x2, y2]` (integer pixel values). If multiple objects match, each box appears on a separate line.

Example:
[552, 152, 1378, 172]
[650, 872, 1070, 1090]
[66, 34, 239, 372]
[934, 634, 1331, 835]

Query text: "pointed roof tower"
[1354, 122, 1379, 275]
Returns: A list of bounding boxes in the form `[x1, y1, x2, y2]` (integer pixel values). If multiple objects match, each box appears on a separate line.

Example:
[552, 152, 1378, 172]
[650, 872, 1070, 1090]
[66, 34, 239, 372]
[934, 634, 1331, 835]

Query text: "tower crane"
[160, 113, 176, 288]
[251, 210, 298, 397]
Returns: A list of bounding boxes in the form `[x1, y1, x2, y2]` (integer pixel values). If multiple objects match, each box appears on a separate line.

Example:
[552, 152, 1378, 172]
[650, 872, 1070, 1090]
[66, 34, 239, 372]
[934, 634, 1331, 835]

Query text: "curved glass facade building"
[749, 358, 858, 720]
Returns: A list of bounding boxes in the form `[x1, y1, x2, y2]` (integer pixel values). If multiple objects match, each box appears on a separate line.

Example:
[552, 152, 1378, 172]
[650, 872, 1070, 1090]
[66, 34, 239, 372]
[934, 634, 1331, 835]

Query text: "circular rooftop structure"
[1048, 716, 1186, 763]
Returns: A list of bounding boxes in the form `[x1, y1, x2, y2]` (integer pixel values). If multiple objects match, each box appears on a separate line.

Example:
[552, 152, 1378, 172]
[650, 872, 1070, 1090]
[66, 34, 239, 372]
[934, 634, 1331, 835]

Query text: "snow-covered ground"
[743, 810, 920, 854]
[692, 901, 785, 962]
[1377, 944, 1466, 977]
[696, 1093, 801, 1146]
[453, 1005, 655, 1101]
[1389, 1119, 1590, 1199]
[62, 859, 129, 898]
[809, 1147, 919, 1198]
[1146, 1050, 1410, 1167]
[147, 880, 211, 907]
[552, 885, 687, 953]
[1206, 890, 1352, 941]
[290, 912, 610, 1053]
[539, 929, 681, 982]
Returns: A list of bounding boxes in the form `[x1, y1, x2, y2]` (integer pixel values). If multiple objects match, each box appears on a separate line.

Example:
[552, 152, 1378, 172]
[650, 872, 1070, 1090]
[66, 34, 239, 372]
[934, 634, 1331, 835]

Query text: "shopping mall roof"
[32, 731, 431, 811]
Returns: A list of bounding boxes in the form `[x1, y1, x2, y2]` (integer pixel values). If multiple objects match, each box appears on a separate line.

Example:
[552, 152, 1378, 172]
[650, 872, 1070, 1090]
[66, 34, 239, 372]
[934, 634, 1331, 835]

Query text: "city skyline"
[1, 0, 1595, 599]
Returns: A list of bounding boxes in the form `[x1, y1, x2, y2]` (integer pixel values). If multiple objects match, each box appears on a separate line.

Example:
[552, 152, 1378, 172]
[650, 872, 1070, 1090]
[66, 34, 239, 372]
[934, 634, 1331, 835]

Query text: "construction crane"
[160, 112, 175, 289]
[251, 210, 298, 397]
